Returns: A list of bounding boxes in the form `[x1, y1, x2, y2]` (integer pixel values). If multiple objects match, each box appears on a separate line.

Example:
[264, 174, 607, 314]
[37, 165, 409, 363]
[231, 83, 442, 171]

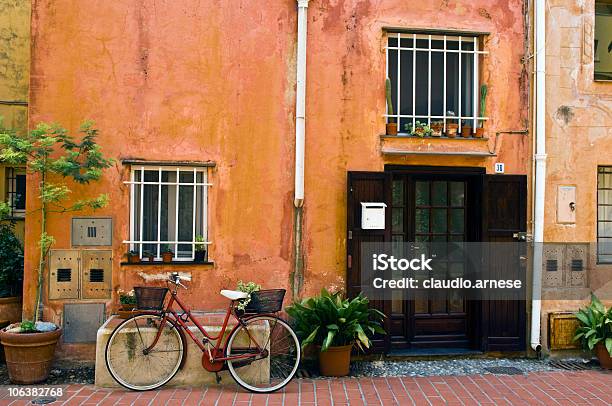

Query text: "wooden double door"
[347, 166, 526, 353]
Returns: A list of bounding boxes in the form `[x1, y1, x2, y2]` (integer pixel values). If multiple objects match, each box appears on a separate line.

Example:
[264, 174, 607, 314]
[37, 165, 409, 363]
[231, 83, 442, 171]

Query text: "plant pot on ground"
[0, 322, 62, 384]
[286, 288, 386, 377]
[573, 293, 612, 369]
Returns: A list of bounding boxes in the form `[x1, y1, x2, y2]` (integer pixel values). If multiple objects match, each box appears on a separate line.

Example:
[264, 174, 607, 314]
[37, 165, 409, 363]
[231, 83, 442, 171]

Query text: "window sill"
[121, 261, 214, 266]
[380, 134, 489, 141]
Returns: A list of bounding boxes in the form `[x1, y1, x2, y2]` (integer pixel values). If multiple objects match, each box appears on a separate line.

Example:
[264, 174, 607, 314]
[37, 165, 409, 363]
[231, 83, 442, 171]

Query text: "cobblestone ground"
[1, 370, 611, 405]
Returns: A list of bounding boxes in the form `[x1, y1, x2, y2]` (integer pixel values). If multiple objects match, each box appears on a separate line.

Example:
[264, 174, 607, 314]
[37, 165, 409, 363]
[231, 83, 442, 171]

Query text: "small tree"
[0, 121, 113, 321]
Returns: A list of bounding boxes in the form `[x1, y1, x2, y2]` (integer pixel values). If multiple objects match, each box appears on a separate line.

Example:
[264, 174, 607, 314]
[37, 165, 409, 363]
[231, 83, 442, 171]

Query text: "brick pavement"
[0, 370, 610, 405]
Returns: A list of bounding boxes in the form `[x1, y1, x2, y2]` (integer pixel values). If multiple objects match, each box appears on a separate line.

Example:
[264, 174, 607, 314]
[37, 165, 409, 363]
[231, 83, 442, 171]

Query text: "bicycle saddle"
[220, 290, 249, 300]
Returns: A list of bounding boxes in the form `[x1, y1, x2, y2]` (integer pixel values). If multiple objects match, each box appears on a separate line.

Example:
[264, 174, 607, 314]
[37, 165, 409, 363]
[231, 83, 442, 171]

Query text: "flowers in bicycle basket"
[117, 289, 137, 305]
[235, 281, 261, 311]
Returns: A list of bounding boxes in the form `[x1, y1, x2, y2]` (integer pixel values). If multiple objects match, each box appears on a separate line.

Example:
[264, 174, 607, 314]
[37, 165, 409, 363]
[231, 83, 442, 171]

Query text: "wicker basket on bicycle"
[134, 287, 169, 311]
[242, 289, 285, 314]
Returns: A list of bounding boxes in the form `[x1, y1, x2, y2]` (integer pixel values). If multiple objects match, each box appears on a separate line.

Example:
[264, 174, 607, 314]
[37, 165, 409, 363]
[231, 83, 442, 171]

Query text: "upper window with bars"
[386, 32, 487, 135]
[124, 166, 211, 262]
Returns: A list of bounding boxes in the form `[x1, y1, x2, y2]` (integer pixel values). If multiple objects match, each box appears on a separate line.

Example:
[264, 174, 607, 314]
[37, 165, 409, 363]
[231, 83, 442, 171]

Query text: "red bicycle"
[105, 273, 301, 393]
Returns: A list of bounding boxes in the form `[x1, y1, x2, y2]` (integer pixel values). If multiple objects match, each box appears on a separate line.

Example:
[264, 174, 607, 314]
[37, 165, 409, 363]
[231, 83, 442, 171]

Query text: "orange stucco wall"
[538, 0, 612, 352]
[26, 0, 529, 359]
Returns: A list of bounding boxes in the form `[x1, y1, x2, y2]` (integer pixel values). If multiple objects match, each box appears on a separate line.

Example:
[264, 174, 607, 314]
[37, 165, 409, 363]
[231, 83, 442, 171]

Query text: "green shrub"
[286, 288, 385, 352]
[0, 220, 23, 298]
[573, 293, 612, 356]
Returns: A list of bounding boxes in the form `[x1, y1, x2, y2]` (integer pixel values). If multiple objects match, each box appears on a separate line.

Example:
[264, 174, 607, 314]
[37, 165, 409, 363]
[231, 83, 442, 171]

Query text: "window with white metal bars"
[598, 166, 612, 263]
[386, 33, 487, 135]
[124, 166, 211, 261]
[5, 167, 26, 218]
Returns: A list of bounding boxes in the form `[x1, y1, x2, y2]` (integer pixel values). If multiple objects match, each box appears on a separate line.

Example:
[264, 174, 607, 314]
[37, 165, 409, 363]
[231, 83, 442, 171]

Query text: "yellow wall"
[0, 0, 29, 243]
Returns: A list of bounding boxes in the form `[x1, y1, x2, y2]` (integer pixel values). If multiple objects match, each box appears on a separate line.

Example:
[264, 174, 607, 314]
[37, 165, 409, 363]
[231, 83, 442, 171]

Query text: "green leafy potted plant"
[461, 120, 472, 138]
[162, 246, 174, 263]
[194, 235, 207, 263]
[405, 121, 433, 138]
[445, 111, 458, 137]
[235, 280, 261, 313]
[0, 121, 113, 384]
[117, 289, 136, 311]
[475, 84, 487, 138]
[127, 250, 141, 264]
[385, 78, 397, 135]
[0, 214, 24, 324]
[286, 288, 385, 377]
[573, 293, 612, 369]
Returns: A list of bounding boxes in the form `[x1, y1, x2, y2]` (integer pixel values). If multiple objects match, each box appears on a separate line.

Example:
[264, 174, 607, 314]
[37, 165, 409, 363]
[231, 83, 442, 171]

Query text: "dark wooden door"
[347, 172, 390, 352]
[481, 175, 527, 351]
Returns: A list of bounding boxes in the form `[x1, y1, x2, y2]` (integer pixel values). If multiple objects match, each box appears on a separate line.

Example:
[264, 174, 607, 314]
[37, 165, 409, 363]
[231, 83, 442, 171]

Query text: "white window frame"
[123, 165, 212, 262]
[385, 32, 489, 134]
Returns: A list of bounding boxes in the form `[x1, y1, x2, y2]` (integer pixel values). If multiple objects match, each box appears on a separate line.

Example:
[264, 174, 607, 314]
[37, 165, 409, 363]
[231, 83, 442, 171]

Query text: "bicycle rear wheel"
[226, 315, 300, 393]
[105, 315, 184, 391]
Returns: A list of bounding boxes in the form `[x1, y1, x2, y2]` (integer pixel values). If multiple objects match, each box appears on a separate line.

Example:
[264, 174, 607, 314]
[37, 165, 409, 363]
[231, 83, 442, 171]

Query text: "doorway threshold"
[388, 348, 483, 357]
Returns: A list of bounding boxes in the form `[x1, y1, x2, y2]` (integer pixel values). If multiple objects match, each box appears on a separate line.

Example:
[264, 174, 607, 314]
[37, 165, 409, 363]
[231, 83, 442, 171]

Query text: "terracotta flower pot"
[127, 254, 140, 264]
[319, 344, 352, 377]
[461, 126, 472, 138]
[0, 328, 62, 384]
[475, 127, 485, 138]
[431, 124, 443, 137]
[385, 122, 398, 136]
[595, 342, 612, 369]
[446, 123, 458, 137]
[162, 252, 173, 263]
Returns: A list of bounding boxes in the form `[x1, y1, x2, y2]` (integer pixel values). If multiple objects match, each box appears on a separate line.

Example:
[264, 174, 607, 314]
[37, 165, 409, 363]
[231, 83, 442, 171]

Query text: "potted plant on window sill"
[127, 250, 141, 264]
[445, 111, 458, 137]
[385, 78, 397, 136]
[405, 121, 433, 138]
[194, 235, 207, 263]
[430, 120, 444, 137]
[287, 288, 385, 377]
[475, 84, 488, 138]
[461, 120, 472, 138]
[142, 250, 154, 262]
[573, 293, 612, 369]
[0, 121, 113, 384]
[162, 246, 174, 263]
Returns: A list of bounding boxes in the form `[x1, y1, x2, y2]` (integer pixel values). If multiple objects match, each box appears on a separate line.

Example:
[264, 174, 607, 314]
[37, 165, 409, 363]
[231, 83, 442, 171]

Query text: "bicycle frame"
[140, 289, 267, 364]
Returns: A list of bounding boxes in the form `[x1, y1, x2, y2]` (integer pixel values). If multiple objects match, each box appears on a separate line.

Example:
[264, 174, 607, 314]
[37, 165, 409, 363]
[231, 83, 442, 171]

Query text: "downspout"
[292, 0, 309, 298]
[530, 0, 546, 354]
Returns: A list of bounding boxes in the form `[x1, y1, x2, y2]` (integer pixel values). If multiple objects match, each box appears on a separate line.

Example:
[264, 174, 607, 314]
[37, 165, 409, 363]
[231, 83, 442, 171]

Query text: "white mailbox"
[361, 202, 387, 230]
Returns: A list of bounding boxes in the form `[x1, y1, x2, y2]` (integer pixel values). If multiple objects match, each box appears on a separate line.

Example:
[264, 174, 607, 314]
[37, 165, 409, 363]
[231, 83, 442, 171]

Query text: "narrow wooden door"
[347, 172, 390, 352]
[481, 175, 527, 351]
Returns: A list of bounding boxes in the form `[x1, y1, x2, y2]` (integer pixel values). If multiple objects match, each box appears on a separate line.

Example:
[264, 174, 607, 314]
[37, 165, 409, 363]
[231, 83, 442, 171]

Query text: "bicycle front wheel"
[226, 315, 300, 393]
[105, 315, 184, 391]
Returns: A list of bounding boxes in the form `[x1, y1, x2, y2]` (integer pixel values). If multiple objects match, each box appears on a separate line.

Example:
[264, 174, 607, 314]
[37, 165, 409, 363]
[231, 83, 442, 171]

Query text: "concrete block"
[95, 315, 269, 388]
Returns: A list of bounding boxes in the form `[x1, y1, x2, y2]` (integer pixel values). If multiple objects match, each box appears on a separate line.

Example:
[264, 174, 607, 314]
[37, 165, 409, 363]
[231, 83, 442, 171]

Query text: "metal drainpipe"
[292, 0, 309, 298]
[530, 0, 546, 354]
